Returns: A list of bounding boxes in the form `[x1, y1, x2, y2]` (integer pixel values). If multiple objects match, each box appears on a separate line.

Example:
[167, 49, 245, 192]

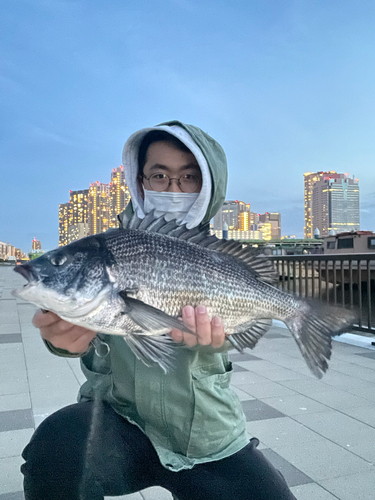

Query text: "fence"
[267, 253, 375, 335]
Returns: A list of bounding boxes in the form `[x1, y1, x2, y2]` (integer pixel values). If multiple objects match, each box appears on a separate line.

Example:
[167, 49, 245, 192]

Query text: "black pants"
[22, 401, 297, 500]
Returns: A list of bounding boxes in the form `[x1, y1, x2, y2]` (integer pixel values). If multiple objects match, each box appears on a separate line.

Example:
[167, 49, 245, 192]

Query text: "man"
[23, 121, 296, 500]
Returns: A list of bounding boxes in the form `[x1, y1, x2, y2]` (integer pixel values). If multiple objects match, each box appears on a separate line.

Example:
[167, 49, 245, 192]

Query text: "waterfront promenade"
[1, 265, 375, 500]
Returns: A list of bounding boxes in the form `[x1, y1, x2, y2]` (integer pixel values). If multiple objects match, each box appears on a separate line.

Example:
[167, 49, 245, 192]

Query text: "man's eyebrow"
[148, 163, 200, 172]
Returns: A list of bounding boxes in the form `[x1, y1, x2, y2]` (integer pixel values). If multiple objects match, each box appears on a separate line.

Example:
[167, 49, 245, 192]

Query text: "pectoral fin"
[125, 334, 180, 373]
[119, 291, 195, 335]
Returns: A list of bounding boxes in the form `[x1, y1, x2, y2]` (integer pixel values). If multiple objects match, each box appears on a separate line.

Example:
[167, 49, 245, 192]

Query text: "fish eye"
[50, 254, 67, 266]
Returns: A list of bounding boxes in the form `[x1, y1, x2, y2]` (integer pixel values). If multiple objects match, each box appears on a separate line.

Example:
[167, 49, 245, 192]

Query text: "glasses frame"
[140, 173, 202, 193]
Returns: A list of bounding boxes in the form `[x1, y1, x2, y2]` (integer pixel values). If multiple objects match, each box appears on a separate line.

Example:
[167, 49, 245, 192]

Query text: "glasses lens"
[179, 174, 201, 193]
[149, 174, 170, 192]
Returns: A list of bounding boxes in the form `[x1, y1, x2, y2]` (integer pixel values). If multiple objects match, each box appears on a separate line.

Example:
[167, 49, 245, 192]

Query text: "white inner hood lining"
[122, 125, 212, 229]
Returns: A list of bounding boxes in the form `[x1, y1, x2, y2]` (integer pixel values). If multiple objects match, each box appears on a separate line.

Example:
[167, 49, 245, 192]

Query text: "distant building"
[109, 166, 131, 228]
[32, 238, 42, 250]
[59, 202, 72, 246]
[59, 167, 131, 245]
[257, 222, 272, 241]
[0, 241, 13, 260]
[304, 171, 337, 238]
[88, 182, 110, 235]
[211, 229, 261, 240]
[59, 189, 89, 246]
[324, 231, 375, 254]
[213, 200, 250, 231]
[258, 212, 281, 240]
[312, 174, 359, 238]
[67, 222, 90, 243]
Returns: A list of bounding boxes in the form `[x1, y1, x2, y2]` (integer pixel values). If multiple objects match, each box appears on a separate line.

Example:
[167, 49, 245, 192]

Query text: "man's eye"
[153, 174, 167, 180]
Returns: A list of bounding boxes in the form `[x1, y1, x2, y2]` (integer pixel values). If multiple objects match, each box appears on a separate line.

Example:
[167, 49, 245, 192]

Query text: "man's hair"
[138, 130, 191, 174]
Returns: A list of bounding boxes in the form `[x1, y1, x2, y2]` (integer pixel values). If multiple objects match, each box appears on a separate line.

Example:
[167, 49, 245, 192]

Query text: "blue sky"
[1, 0, 375, 251]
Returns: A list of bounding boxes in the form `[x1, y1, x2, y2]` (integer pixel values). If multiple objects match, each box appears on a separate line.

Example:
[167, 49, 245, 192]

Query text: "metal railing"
[268, 253, 375, 335]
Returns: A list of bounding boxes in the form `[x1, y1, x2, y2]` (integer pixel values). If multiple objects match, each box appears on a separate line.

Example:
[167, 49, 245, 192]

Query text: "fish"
[12, 212, 356, 378]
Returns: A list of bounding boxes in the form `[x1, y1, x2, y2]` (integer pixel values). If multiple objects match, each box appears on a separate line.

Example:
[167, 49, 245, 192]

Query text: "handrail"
[266, 253, 375, 335]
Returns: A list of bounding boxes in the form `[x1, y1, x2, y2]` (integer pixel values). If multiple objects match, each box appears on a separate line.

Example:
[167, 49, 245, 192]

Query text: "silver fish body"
[13, 213, 356, 377]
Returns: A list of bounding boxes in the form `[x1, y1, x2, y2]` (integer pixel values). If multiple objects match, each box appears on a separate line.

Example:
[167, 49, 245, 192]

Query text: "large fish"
[13, 213, 355, 377]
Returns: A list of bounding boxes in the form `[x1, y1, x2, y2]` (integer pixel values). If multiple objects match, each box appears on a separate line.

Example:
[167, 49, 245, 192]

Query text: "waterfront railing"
[267, 253, 375, 335]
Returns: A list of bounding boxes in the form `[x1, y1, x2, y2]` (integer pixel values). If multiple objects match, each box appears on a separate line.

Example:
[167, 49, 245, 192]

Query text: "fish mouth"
[14, 264, 39, 284]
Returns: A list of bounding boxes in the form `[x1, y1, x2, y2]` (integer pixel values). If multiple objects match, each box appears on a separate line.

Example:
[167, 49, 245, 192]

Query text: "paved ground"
[1, 264, 375, 500]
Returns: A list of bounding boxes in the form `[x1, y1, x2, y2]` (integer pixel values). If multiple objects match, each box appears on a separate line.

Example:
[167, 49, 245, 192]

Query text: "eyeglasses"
[141, 173, 202, 193]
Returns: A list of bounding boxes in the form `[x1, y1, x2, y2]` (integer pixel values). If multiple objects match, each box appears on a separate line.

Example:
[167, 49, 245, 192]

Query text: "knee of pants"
[21, 403, 92, 481]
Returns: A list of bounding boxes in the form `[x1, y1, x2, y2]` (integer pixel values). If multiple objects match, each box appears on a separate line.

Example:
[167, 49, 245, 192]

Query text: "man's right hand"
[33, 310, 97, 354]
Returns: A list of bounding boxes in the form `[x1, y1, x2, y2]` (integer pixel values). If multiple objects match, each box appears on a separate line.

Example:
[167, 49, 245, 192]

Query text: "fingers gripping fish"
[12, 212, 356, 378]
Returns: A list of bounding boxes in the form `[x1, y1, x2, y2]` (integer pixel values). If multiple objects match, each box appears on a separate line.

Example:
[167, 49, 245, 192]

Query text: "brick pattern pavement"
[1, 265, 375, 500]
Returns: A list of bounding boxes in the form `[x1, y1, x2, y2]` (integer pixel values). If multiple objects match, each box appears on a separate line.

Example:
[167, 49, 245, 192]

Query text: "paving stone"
[0, 410, 34, 432]
[342, 404, 375, 428]
[271, 439, 374, 482]
[232, 363, 249, 372]
[264, 331, 289, 339]
[0, 455, 25, 495]
[246, 416, 326, 450]
[0, 394, 31, 412]
[0, 492, 25, 500]
[0, 335, 22, 344]
[229, 352, 262, 362]
[0, 429, 34, 459]
[0, 325, 21, 335]
[141, 486, 173, 499]
[261, 394, 331, 416]
[105, 494, 143, 500]
[237, 381, 296, 399]
[320, 469, 375, 500]
[261, 448, 313, 487]
[354, 350, 375, 359]
[290, 482, 340, 499]
[241, 399, 286, 421]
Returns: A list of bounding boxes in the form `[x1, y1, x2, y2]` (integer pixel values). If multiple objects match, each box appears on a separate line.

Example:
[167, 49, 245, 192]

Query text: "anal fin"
[229, 319, 272, 351]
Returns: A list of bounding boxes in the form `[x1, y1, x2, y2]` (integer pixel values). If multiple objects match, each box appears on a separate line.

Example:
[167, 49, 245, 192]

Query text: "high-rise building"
[67, 222, 90, 243]
[304, 171, 337, 238]
[109, 166, 131, 228]
[70, 189, 89, 226]
[88, 182, 110, 235]
[257, 222, 272, 241]
[32, 238, 42, 250]
[258, 212, 281, 240]
[59, 190, 89, 246]
[59, 202, 72, 246]
[213, 200, 250, 231]
[312, 174, 360, 237]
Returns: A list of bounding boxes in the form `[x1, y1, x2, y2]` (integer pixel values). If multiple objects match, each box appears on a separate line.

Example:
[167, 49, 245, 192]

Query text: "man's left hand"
[169, 305, 226, 348]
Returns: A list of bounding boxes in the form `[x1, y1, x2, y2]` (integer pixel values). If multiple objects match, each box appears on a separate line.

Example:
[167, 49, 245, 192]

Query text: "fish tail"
[284, 301, 356, 379]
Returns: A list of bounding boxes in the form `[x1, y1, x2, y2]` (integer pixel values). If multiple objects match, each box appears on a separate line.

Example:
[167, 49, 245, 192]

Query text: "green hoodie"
[46, 121, 249, 472]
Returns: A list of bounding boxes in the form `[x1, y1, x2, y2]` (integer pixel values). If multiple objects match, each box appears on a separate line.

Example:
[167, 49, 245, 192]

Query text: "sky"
[1, 0, 375, 252]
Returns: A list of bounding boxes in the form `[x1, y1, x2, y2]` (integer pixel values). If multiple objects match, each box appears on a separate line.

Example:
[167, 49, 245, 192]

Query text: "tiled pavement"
[1, 265, 375, 500]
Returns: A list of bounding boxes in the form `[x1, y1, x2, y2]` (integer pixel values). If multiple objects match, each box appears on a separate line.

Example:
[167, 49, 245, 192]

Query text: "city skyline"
[2, 1, 375, 251]
[0, 165, 366, 255]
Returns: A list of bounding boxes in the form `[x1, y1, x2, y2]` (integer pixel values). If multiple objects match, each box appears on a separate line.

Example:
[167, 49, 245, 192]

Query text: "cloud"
[29, 125, 73, 146]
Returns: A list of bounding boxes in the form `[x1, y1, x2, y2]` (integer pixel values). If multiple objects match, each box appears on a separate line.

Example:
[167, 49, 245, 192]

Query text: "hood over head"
[120, 120, 227, 228]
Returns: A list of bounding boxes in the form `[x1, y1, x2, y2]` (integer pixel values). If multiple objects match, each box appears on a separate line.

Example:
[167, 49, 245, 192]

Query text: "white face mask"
[143, 189, 199, 223]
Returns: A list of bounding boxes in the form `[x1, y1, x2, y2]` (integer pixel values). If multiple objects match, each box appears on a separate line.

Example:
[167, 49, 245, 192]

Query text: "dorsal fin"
[120, 211, 278, 284]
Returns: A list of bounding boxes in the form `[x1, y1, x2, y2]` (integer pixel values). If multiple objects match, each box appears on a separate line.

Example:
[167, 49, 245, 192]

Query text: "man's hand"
[33, 310, 97, 354]
[169, 305, 226, 348]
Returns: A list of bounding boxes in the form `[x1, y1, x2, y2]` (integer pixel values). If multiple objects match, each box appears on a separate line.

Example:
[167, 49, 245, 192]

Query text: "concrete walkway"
[1, 265, 375, 500]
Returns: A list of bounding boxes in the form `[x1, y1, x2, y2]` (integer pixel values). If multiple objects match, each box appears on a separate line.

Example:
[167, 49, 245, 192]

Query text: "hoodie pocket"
[187, 362, 245, 459]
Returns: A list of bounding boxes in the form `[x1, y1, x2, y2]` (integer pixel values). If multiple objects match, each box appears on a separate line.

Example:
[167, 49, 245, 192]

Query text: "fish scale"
[12, 213, 356, 378]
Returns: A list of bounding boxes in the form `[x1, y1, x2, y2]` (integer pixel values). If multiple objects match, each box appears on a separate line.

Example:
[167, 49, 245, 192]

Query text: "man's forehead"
[144, 142, 201, 173]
